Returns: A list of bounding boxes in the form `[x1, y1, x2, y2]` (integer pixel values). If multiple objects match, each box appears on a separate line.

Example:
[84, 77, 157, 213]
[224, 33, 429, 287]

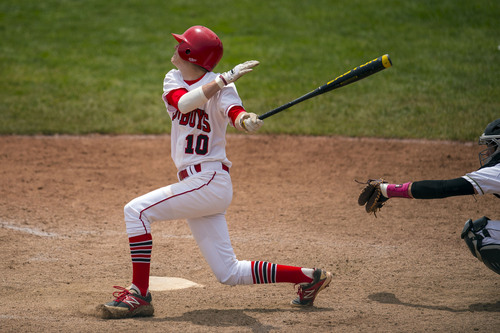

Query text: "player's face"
[486, 142, 497, 156]
[171, 45, 181, 67]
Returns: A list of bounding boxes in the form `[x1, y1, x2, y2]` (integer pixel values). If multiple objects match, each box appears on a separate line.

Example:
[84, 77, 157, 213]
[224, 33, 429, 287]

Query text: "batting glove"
[215, 60, 260, 88]
[240, 112, 263, 132]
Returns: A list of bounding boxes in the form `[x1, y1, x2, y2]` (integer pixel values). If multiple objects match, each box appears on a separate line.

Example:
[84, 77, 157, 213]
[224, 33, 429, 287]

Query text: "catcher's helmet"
[172, 26, 223, 71]
[478, 118, 500, 167]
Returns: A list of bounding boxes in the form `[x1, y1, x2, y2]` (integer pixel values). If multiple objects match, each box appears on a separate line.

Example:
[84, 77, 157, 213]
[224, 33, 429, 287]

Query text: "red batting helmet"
[172, 26, 223, 71]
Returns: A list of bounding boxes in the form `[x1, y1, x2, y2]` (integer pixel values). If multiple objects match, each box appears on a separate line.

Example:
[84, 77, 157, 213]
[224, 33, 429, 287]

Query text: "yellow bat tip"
[382, 54, 392, 68]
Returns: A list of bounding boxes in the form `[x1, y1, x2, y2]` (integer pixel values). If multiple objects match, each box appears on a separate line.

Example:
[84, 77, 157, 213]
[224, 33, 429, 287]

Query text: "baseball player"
[358, 118, 500, 275]
[97, 25, 332, 319]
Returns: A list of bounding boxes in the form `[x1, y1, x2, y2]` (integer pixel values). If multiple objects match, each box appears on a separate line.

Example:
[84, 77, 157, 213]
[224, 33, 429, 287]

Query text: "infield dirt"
[0, 135, 499, 332]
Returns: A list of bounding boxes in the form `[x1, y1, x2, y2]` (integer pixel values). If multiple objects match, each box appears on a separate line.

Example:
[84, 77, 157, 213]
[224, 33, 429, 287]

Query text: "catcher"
[357, 118, 500, 276]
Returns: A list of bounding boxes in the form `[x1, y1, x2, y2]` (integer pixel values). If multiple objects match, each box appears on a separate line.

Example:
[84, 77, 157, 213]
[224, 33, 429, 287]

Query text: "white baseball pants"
[124, 163, 253, 285]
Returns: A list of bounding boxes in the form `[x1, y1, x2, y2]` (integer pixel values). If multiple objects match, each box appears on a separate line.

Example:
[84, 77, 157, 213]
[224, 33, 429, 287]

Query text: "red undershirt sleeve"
[228, 105, 246, 127]
[164, 88, 188, 110]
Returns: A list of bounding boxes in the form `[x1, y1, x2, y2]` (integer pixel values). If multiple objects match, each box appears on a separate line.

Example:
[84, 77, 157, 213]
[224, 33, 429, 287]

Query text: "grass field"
[1, 0, 498, 139]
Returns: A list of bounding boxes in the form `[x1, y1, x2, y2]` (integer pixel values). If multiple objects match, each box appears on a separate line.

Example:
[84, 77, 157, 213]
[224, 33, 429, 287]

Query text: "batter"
[358, 118, 500, 276]
[97, 26, 332, 319]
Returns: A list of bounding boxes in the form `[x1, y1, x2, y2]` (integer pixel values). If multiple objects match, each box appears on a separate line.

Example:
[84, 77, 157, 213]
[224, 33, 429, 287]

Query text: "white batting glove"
[215, 60, 260, 88]
[240, 112, 263, 132]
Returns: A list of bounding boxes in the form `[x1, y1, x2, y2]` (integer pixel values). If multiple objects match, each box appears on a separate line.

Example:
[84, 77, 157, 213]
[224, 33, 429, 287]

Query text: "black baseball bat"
[258, 54, 392, 120]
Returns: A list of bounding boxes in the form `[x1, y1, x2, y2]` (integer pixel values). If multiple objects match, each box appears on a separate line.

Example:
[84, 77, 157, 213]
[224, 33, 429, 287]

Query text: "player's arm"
[165, 87, 263, 133]
[379, 177, 476, 199]
[175, 60, 260, 114]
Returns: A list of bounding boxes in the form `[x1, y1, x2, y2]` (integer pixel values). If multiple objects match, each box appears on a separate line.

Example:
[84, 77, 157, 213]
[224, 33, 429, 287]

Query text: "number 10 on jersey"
[185, 134, 209, 155]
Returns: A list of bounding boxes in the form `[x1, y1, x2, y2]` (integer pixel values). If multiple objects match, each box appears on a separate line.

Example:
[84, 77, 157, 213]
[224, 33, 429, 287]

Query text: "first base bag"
[461, 216, 500, 275]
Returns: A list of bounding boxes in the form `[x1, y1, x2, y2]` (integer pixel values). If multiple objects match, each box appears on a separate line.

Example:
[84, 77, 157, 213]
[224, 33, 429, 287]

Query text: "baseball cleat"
[291, 268, 332, 307]
[97, 286, 154, 319]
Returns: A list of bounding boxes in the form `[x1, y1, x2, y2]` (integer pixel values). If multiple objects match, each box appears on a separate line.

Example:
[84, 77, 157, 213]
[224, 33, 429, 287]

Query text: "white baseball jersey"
[463, 164, 500, 195]
[162, 69, 242, 171]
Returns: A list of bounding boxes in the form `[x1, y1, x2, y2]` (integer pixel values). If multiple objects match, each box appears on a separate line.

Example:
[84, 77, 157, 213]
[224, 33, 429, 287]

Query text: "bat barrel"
[322, 54, 392, 93]
[258, 54, 392, 120]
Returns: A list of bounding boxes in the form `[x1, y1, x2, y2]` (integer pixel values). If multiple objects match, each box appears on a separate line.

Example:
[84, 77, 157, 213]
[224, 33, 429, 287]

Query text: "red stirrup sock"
[129, 233, 153, 296]
[251, 261, 313, 284]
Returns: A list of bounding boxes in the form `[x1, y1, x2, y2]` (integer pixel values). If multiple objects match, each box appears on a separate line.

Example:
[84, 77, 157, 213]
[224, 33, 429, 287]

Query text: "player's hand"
[217, 60, 259, 86]
[240, 112, 263, 132]
[356, 179, 389, 217]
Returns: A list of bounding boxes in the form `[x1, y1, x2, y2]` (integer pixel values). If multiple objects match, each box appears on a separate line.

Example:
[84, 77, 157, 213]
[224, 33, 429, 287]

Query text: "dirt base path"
[1, 135, 498, 332]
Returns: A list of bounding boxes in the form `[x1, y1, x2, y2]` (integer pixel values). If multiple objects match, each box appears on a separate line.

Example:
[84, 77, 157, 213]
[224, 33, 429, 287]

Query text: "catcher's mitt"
[356, 179, 389, 216]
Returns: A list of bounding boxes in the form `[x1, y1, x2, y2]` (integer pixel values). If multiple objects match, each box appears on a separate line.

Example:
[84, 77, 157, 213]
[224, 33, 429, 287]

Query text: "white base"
[148, 276, 204, 291]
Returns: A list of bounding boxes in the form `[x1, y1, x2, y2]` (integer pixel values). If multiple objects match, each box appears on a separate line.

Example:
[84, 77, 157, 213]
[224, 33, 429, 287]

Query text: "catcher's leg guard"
[461, 216, 500, 275]
[479, 246, 500, 275]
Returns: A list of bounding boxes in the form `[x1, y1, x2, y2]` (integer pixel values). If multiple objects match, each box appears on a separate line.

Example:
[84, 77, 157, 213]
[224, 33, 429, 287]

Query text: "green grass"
[1, 0, 499, 140]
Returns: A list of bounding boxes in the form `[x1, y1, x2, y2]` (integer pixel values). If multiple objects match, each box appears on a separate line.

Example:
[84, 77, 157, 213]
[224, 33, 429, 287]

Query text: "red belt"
[178, 163, 229, 181]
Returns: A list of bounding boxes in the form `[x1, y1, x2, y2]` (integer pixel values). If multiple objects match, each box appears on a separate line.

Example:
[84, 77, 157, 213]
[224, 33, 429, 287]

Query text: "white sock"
[301, 268, 315, 279]
[129, 283, 147, 296]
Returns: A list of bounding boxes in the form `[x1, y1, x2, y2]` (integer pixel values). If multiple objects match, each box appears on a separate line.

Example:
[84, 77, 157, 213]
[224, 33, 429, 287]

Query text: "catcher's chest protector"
[461, 216, 500, 275]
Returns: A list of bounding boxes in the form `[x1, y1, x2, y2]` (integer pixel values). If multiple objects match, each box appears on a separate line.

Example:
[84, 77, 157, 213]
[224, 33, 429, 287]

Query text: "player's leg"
[462, 217, 500, 275]
[187, 214, 333, 306]
[98, 172, 232, 318]
[125, 172, 233, 293]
